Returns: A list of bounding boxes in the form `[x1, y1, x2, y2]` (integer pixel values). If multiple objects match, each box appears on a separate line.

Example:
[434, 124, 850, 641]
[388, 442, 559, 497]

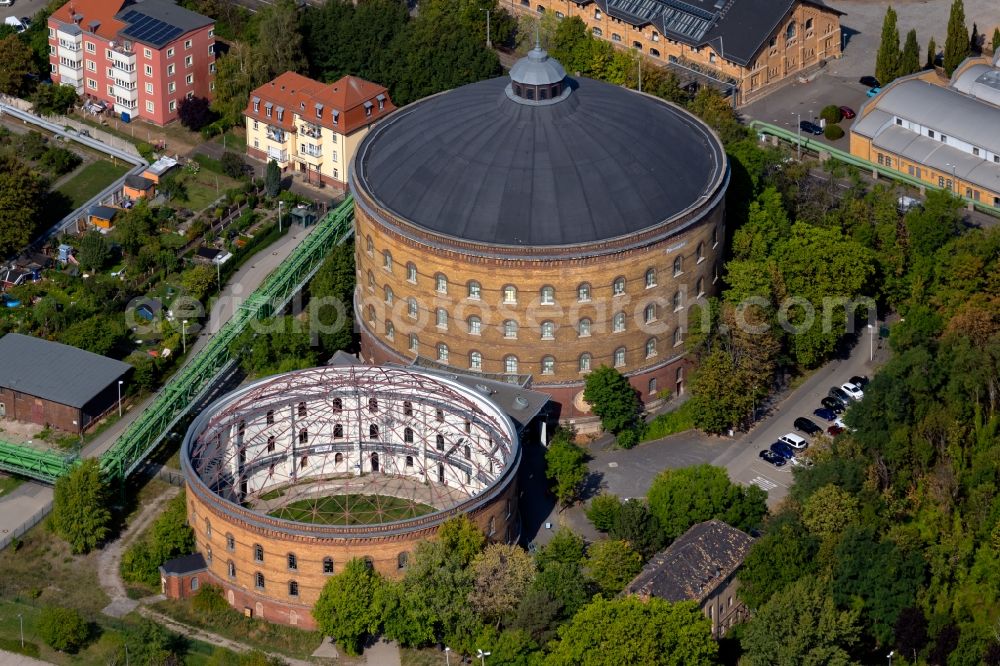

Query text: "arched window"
[298, 429, 308, 444]
[435, 273, 448, 294]
[805, 17, 814, 30]
[403, 400, 413, 416]
[674, 326, 684, 346]
[384, 285, 394, 305]
[206, 546, 213, 563]
[436, 434, 445, 450]
[673, 256, 683, 276]
[323, 557, 334, 574]
[370, 424, 380, 439]
[363, 557, 375, 569]
[404, 427, 414, 443]
[267, 435, 275, 453]
[541, 321, 555, 339]
[646, 338, 657, 358]
[382, 250, 393, 272]
[577, 318, 592, 337]
[436, 308, 448, 329]
[614, 347, 626, 367]
[438, 463, 445, 483]
[289, 581, 299, 597]
[470, 351, 482, 371]
[786, 20, 796, 39]
[644, 303, 657, 323]
[593, 27, 602, 36]
[406, 262, 417, 283]
[204, 518, 212, 537]
[613, 277, 626, 296]
[405, 455, 414, 467]
[613, 312, 626, 333]
[367, 269, 375, 290]
[437, 343, 449, 362]
[696, 242, 705, 263]
[228, 560, 236, 577]
[298, 402, 307, 417]
[579, 353, 592, 372]
[266, 409, 274, 425]
[697, 277, 705, 297]
[332, 397, 342, 413]
[673, 291, 684, 311]
[540, 286, 555, 304]
[409, 334, 419, 353]
[226, 533, 235, 551]
[468, 316, 482, 335]
[577, 283, 591, 301]
[650, 47, 661, 57]
[645, 268, 656, 288]
[502, 285, 517, 304]
[366, 235, 374, 255]
[505, 355, 519, 374]
[503, 320, 518, 339]
[300, 455, 308, 469]
[254, 544, 264, 562]
[467, 281, 481, 299]
[385, 321, 395, 340]
[368, 397, 378, 413]
[334, 423, 343, 438]
[541, 356, 555, 374]
[464, 445, 471, 459]
[367, 304, 376, 322]
[398, 552, 409, 569]
[335, 452, 343, 463]
[287, 553, 297, 570]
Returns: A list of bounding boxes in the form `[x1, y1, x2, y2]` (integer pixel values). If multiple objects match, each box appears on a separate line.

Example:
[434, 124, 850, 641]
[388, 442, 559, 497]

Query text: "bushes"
[192, 584, 231, 616]
[824, 124, 845, 140]
[40, 146, 82, 175]
[121, 491, 196, 588]
[641, 401, 696, 441]
[137, 142, 156, 161]
[820, 104, 843, 124]
[221, 152, 248, 179]
[37, 606, 90, 653]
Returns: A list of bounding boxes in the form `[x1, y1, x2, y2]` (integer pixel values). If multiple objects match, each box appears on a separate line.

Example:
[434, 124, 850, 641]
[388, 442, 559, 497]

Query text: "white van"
[0, 1, 15, 8]
[4, 16, 25, 32]
[778, 433, 808, 449]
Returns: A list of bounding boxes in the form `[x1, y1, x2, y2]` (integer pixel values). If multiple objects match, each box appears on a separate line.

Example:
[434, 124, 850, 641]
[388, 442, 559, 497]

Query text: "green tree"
[468, 543, 536, 624]
[545, 596, 717, 666]
[584, 539, 642, 595]
[583, 365, 641, 436]
[544, 430, 588, 507]
[30, 83, 78, 115]
[534, 561, 592, 619]
[307, 241, 355, 353]
[926, 36, 937, 68]
[535, 527, 586, 571]
[312, 558, 383, 655]
[943, 0, 969, 75]
[253, 0, 306, 77]
[265, 159, 281, 197]
[59, 315, 130, 357]
[211, 43, 268, 126]
[905, 189, 961, 258]
[158, 172, 188, 201]
[970, 21, 980, 54]
[585, 493, 621, 532]
[51, 459, 111, 554]
[738, 515, 819, 610]
[181, 264, 217, 301]
[742, 577, 860, 665]
[610, 498, 666, 559]
[37, 606, 90, 653]
[220, 152, 247, 179]
[900, 28, 921, 76]
[0, 35, 34, 95]
[77, 231, 110, 271]
[230, 316, 319, 376]
[438, 514, 486, 567]
[0, 155, 45, 257]
[687, 349, 755, 433]
[646, 464, 767, 541]
[992, 27, 1000, 51]
[875, 6, 901, 85]
[800, 484, 860, 540]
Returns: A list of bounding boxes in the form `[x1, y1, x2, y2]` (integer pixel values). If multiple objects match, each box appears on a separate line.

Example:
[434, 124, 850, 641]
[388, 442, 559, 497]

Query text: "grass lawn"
[641, 400, 697, 442]
[269, 494, 436, 525]
[0, 473, 24, 498]
[174, 169, 240, 212]
[55, 159, 130, 208]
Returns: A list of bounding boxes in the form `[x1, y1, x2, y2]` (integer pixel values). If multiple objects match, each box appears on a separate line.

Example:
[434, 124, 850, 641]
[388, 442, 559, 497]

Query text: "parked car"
[829, 386, 852, 404]
[859, 75, 880, 87]
[841, 382, 864, 400]
[834, 417, 849, 430]
[759, 450, 787, 467]
[0, 0, 14, 7]
[794, 417, 823, 435]
[4, 15, 25, 32]
[897, 195, 922, 213]
[827, 424, 846, 436]
[799, 120, 823, 135]
[821, 397, 845, 413]
[813, 407, 837, 422]
[849, 375, 869, 387]
[790, 455, 814, 467]
[779, 433, 808, 449]
[770, 441, 796, 460]
[839, 106, 856, 119]
[867, 86, 883, 98]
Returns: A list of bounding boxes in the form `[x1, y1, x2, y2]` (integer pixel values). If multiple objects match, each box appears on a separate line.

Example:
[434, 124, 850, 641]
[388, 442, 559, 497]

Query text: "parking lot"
[3, 0, 52, 24]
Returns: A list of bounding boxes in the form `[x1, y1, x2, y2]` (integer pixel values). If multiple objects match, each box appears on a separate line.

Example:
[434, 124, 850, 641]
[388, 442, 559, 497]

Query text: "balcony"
[58, 39, 81, 52]
[266, 146, 288, 162]
[113, 82, 138, 101]
[265, 126, 285, 143]
[112, 60, 136, 74]
[299, 122, 322, 139]
[112, 78, 136, 90]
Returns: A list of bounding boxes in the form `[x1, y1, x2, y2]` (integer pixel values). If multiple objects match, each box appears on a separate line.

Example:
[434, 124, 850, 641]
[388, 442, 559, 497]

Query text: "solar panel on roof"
[121, 10, 186, 46]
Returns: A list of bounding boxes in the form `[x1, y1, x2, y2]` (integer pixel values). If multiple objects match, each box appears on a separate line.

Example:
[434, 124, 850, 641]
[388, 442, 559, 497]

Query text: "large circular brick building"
[351, 46, 729, 419]
[181, 365, 521, 629]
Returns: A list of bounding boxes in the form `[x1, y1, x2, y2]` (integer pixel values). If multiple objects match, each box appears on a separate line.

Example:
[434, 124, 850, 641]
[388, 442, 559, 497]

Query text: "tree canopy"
[583, 365, 642, 437]
[312, 558, 383, 655]
[51, 459, 112, 554]
[544, 429, 588, 507]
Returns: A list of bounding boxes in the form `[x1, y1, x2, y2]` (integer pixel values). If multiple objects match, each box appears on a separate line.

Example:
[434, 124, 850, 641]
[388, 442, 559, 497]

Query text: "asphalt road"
[4, 0, 51, 24]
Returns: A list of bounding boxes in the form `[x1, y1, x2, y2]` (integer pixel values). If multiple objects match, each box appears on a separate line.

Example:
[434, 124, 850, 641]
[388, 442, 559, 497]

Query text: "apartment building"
[850, 52, 1000, 208]
[244, 72, 395, 188]
[508, 0, 843, 105]
[48, 0, 216, 125]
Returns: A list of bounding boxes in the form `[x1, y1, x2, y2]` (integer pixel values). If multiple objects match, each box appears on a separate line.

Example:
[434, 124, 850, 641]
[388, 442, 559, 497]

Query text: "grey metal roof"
[159, 552, 206, 575]
[871, 125, 1000, 195]
[0, 334, 131, 408]
[510, 46, 567, 86]
[118, 0, 213, 47]
[951, 64, 1000, 107]
[89, 205, 117, 219]
[124, 174, 154, 189]
[626, 519, 754, 602]
[353, 75, 725, 247]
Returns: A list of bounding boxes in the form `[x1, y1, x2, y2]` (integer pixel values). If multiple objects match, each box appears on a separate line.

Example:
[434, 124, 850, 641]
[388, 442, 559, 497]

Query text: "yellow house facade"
[245, 72, 395, 188]
[507, 0, 843, 105]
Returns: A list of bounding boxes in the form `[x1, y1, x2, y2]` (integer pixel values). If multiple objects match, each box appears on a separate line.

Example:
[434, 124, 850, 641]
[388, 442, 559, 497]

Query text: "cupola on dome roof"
[506, 45, 571, 106]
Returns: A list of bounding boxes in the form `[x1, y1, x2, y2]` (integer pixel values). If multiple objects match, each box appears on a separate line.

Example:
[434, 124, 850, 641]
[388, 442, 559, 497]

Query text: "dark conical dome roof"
[509, 46, 566, 88]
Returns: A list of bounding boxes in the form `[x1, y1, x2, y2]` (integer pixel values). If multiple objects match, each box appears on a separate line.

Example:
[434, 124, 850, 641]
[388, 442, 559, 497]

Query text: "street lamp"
[477, 649, 491, 665]
[887, 650, 894, 666]
[444, 646, 451, 665]
[117, 380, 124, 417]
[278, 200, 284, 234]
[17, 613, 23, 648]
[945, 162, 958, 194]
[867, 323, 874, 361]
[182, 319, 188, 355]
[481, 9, 491, 49]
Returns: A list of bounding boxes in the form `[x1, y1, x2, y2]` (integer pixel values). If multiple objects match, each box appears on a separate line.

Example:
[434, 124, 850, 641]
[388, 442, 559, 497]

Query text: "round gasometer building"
[181, 365, 521, 629]
[351, 46, 729, 419]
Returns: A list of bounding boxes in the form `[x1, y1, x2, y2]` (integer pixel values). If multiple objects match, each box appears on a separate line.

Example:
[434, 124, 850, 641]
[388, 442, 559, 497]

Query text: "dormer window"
[253, 97, 259, 113]
[316, 103, 323, 119]
[332, 110, 339, 125]
[377, 93, 385, 110]
[265, 103, 272, 118]
[364, 100, 373, 117]
[277, 107, 284, 121]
